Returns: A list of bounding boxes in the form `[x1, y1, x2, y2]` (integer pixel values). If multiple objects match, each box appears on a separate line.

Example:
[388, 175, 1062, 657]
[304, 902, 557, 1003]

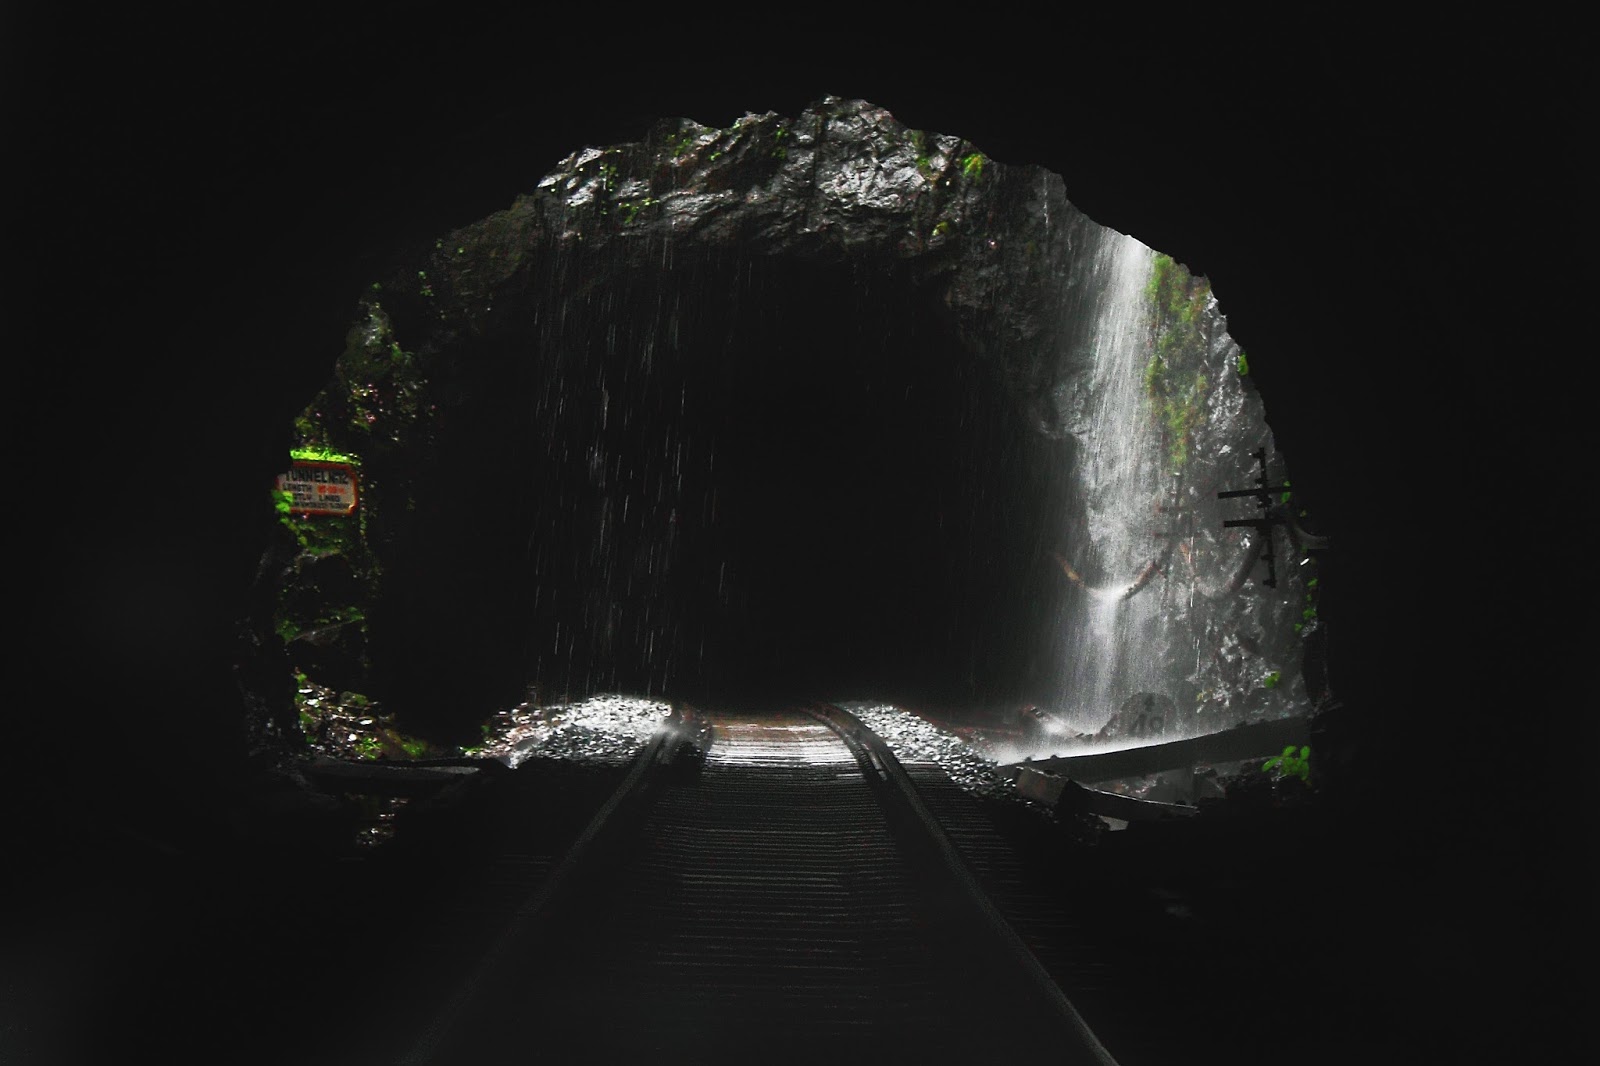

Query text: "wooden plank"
[1016, 766, 1198, 820]
[1002, 716, 1310, 784]
[1060, 780, 1199, 821]
[295, 757, 495, 797]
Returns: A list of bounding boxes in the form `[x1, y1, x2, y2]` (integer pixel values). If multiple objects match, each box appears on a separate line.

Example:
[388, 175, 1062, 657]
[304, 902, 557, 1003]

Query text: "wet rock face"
[371, 97, 1085, 431]
[286, 96, 1306, 740]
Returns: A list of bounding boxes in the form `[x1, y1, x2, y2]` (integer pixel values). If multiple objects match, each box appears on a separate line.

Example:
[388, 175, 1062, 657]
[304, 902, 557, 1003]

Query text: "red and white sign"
[278, 460, 358, 516]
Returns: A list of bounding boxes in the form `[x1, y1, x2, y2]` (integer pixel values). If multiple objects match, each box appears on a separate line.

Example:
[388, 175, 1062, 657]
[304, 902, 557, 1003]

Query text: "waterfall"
[1056, 229, 1182, 732]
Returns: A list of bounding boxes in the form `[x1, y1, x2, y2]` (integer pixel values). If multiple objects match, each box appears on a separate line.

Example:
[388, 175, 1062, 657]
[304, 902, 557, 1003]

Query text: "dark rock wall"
[17, 15, 1581, 884]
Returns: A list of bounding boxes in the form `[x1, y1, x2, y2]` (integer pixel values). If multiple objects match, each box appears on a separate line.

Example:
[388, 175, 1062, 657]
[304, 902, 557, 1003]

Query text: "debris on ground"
[470, 693, 672, 767]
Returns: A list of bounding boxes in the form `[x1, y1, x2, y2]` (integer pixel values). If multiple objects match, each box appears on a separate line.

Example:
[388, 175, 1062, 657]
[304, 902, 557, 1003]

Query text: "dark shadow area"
[9, 11, 1585, 1066]
[364, 253, 1061, 741]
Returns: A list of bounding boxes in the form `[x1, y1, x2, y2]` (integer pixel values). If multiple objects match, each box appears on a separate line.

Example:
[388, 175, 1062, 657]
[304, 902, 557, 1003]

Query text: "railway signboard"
[277, 459, 358, 516]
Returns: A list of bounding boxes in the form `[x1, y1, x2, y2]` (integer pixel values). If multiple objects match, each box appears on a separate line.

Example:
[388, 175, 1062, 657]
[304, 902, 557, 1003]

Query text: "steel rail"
[399, 711, 690, 1065]
[397, 701, 1123, 1063]
[805, 701, 1122, 1066]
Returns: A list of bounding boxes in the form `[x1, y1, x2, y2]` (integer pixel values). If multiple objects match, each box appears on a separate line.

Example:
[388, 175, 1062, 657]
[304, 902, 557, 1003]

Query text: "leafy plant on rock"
[1263, 744, 1311, 783]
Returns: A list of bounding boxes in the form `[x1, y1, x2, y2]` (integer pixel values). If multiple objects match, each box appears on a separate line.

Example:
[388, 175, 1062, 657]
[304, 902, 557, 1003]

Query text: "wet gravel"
[472, 693, 672, 767]
[839, 701, 1036, 807]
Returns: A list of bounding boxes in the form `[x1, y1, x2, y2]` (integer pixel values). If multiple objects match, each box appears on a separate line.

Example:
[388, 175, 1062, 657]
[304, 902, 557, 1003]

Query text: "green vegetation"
[290, 674, 443, 762]
[1262, 671, 1282, 689]
[666, 128, 699, 157]
[618, 197, 658, 225]
[911, 130, 935, 179]
[1144, 254, 1212, 324]
[1264, 744, 1311, 783]
[273, 303, 401, 655]
[290, 445, 359, 464]
[274, 491, 365, 557]
[1295, 579, 1320, 634]
[302, 301, 431, 451]
[960, 152, 985, 182]
[1142, 353, 1164, 394]
[1236, 350, 1249, 376]
[1142, 253, 1215, 469]
[277, 291, 452, 749]
[1160, 375, 1206, 467]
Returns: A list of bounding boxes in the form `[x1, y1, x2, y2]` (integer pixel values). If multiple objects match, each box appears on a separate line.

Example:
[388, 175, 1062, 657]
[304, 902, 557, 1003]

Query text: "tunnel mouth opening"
[365, 249, 1060, 743]
[274, 98, 1314, 761]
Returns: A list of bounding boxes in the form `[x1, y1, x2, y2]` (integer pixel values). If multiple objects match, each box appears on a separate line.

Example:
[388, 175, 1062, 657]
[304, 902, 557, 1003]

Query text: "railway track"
[397, 702, 1119, 1063]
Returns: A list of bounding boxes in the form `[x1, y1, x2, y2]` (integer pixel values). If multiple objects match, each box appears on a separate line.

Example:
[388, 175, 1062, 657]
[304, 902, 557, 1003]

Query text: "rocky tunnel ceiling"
[279, 99, 1310, 744]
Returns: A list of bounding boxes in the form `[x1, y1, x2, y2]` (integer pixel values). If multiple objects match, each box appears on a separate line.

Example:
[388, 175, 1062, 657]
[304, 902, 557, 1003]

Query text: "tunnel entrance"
[364, 251, 1056, 739]
[272, 98, 1310, 751]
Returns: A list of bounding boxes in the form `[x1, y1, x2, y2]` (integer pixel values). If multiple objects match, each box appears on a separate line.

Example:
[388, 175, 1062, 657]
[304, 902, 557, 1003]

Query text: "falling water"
[1057, 230, 1180, 732]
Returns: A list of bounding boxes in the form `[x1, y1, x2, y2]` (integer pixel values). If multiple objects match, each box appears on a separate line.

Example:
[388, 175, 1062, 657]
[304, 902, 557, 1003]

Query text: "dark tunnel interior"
[368, 252, 1064, 738]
